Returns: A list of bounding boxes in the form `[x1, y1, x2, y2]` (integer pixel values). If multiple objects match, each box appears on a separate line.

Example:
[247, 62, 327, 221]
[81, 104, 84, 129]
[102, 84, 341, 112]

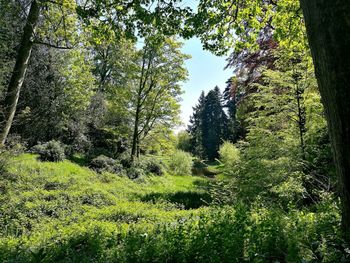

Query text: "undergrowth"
[0, 154, 347, 262]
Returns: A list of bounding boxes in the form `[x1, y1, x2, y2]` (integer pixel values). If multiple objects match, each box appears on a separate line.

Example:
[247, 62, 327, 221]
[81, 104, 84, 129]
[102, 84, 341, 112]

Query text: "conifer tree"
[189, 87, 229, 161]
[202, 87, 228, 160]
[223, 81, 239, 142]
[188, 91, 205, 157]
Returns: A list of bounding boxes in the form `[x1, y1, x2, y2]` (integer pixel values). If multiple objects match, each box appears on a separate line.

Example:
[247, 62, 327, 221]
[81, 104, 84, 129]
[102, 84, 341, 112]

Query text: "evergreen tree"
[188, 91, 205, 157]
[188, 87, 229, 161]
[202, 87, 228, 161]
[223, 81, 239, 142]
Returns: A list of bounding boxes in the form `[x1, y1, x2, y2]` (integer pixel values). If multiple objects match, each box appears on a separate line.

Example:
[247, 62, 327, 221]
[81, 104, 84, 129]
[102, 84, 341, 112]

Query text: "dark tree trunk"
[299, 0, 350, 239]
[0, 0, 40, 145]
[295, 80, 306, 160]
[131, 99, 141, 160]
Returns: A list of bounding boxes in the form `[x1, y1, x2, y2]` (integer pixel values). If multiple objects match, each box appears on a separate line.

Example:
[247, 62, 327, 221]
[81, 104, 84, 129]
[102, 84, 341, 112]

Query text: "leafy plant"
[127, 166, 146, 179]
[32, 140, 66, 162]
[90, 155, 124, 174]
[218, 141, 240, 169]
[168, 150, 193, 176]
[139, 156, 164, 176]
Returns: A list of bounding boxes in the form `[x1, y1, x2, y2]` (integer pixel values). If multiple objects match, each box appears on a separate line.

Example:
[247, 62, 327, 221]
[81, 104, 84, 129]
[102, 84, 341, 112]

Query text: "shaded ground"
[140, 190, 212, 209]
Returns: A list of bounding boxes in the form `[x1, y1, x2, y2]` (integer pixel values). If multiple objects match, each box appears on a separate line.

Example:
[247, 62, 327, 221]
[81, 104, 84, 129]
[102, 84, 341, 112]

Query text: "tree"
[0, 0, 195, 146]
[223, 33, 278, 141]
[130, 37, 189, 159]
[193, 0, 350, 238]
[87, 34, 137, 157]
[188, 88, 229, 161]
[299, 0, 350, 239]
[221, 49, 333, 206]
[0, 0, 40, 145]
[202, 87, 228, 160]
[12, 46, 95, 149]
[0, 0, 78, 145]
[188, 91, 206, 157]
[0, 0, 23, 99]
[223, 80, 240, 142]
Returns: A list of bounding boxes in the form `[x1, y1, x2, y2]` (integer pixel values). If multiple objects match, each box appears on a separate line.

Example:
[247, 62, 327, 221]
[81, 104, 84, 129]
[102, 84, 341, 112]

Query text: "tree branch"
[33, 40, 73, 49]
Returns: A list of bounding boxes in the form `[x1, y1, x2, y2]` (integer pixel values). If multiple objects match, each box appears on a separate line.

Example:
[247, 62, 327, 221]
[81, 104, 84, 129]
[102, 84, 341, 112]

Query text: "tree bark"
[131, 99, 141, 160]
[299, 0, 350, 239]
[0, 0, 40, 145]
[295, 80, 306, 160]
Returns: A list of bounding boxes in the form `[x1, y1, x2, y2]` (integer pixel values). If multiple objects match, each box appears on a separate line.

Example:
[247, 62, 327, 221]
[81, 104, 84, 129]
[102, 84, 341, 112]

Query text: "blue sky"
[179, 37, 232, 130]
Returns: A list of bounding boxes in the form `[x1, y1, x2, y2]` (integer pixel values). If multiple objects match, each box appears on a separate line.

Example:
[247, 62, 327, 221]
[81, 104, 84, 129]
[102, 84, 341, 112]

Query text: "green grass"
[0, 154, 218, 261]
[0, 154, 345, 263]
[0, 154, 210, 237]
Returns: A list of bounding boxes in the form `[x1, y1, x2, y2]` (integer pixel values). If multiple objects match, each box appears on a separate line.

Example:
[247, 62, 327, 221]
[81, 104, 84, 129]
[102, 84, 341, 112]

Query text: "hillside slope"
[0, 154, 343, 263]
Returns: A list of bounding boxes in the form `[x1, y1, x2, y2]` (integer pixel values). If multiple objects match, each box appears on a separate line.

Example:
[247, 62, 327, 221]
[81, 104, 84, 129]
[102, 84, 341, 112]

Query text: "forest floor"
[0, 154, 343, 262]
[0, 154, 218, 262]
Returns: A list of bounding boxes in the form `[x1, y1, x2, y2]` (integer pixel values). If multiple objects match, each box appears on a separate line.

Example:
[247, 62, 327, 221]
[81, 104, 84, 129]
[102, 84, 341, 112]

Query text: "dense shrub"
[90, 155, 124, 174]
[127, 166, 146, 179]
[141, 191, 211, 209]
[0, 154, 346, 263]
[4, 134, 27, 154]
[32, 140, 66, 162]
[192, 159, 218, 177]
[123, 156, 164, 179]
[139, 157, 164, 176]
[118, 151, 133, 168]
[218, 141, 240, 168]
[88, 147, 115, 160]
[176, 131, 191, 152]
[168, 150, 193, 176]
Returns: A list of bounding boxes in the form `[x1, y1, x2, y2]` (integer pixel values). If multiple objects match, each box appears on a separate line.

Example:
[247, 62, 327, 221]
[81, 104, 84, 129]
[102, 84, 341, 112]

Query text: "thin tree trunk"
[299, 0, 350, 240]
[131, 101, 141, 160]
[295, 82, 306, 160]
[0, 0, 40, 145]
[131, 47, 152, 160]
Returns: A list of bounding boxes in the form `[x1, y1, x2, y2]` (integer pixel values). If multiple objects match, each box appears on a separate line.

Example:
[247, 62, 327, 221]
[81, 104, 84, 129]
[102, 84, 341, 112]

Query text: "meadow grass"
[0, 154, 344, 262]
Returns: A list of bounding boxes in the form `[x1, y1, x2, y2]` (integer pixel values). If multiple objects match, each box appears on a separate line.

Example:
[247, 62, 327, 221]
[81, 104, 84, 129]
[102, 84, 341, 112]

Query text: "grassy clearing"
[0, 154, 344, 262]
[0, 154, 217, 261]
[0, 154, 210, 238]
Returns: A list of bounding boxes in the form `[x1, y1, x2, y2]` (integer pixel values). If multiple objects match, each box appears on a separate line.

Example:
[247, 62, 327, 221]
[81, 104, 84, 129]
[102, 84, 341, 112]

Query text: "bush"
[5, 134, 27, 154]
[32, 140, 66, 162]
[127, 166, 146, 179]
[168, 150, 193, 176]
[140, 157, 164, 176]
[219, 141, 240, 168]
[176, 131, 191, 152]
[145, 159, 164, 176]
[0, 203, 346, 263]
[124, 156, 164, 179]
[90, 155, 124, 174]
[118, 151, 133, 168]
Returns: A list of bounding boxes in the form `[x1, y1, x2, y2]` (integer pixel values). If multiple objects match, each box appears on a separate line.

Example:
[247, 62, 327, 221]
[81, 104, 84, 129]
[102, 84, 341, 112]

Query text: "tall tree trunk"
[299, 0, 350, 239]
[131, 100, 141, 160]
[295, 81, 306, 160]
[0, 0, 40, 145]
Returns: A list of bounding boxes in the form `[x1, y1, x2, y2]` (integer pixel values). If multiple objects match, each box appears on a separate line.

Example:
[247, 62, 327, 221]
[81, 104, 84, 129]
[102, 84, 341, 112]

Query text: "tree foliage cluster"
[207, 39, 336, 208]
[0, 0, 189, 163]
[187, 86, 233, 161]
[191, 0, 350, 240]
